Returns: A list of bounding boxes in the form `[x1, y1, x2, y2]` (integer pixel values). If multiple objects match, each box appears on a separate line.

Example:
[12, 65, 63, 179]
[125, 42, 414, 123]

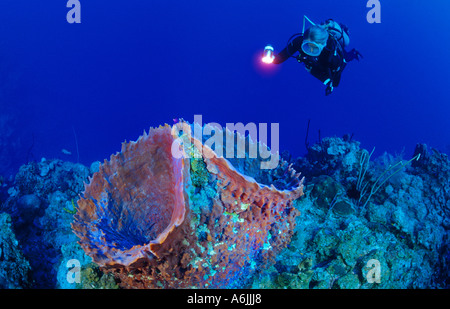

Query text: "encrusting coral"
[72, 123, 304, 288]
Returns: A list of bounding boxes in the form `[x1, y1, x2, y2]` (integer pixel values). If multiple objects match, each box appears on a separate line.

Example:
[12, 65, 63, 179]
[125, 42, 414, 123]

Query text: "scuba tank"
[323, 19, 350, 48]
[301, 16, 350, 49]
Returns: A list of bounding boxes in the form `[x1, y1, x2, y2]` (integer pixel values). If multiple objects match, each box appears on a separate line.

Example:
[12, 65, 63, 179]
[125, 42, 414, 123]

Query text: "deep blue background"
[1, 0, 449, 176]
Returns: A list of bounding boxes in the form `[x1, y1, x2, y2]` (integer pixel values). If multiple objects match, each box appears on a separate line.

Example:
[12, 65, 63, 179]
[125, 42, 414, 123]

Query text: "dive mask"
[301, 40, 326, 57]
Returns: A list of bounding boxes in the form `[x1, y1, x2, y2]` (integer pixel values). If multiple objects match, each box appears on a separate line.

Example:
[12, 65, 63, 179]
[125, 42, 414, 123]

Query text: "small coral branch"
[356, 147, 375, 193]
[357, 152, 421, 214]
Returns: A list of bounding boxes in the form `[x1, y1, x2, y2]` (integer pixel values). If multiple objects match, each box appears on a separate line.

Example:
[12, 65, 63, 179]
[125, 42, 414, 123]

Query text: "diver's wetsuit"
[274, 35, 347, 89]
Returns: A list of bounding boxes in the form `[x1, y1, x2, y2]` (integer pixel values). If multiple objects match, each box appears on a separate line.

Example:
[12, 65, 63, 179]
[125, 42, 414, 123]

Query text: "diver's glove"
[325, 82, 334, 96]
[345, 48, 363, 62]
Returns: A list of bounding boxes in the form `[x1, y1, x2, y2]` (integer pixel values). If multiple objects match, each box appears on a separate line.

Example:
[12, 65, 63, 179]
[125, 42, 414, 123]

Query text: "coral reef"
[72, 124, 304, 288]
[0, 212, 31, 288]
[0, 130, 448, 289]
[1, 159, 94, 288]
[77, 263, 119, 289]
[253, 137, 449, 289]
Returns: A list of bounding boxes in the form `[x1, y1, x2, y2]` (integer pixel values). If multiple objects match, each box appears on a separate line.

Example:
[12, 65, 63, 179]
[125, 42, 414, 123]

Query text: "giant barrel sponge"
[72, 123, 304, 288]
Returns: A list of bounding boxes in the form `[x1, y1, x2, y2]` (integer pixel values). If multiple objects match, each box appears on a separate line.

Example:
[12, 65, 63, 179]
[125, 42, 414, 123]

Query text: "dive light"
[262, 45, 275, 64]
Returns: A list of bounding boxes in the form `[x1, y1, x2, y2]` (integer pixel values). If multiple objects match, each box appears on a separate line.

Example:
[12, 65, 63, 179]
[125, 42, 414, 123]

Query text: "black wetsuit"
[274, 35, 348, 90]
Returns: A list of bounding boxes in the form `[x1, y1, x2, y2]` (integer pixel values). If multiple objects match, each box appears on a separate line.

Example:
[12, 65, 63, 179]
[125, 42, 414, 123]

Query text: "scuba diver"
[263, 16, 362, 96]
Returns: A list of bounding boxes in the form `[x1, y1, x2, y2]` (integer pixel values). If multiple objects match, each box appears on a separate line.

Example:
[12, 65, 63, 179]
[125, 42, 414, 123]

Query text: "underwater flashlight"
[262, 45, 275, 64]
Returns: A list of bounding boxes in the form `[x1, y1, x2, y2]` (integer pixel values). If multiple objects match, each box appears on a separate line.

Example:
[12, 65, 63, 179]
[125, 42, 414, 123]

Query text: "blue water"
[1, 0, 450, 177]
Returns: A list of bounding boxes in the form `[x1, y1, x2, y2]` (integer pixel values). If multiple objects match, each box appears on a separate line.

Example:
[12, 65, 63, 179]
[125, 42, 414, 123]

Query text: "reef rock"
[254, 137, 449, 289]
[3, 159, 91, 288]
[0, 212, 31, 288]
[72, 123, 304, 288]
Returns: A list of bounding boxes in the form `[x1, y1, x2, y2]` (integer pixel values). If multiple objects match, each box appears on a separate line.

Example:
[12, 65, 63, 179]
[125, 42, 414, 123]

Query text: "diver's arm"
[273, 36, 303, 64]
[273, 48, 292, 64]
